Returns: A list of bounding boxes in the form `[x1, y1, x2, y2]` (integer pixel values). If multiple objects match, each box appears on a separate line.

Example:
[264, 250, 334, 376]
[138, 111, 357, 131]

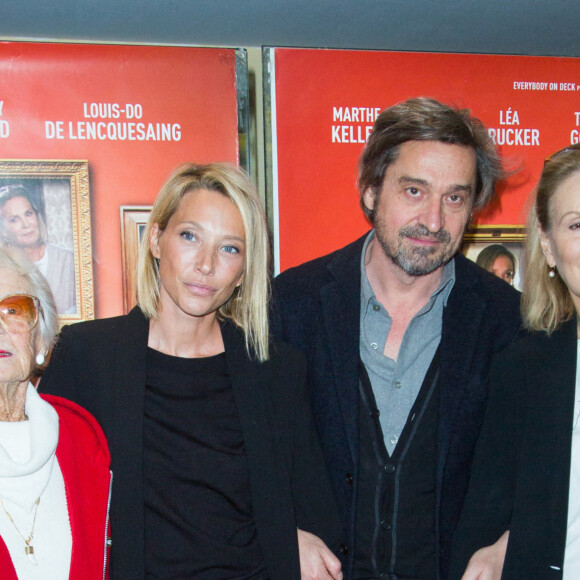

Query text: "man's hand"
[461, 530, 509, 580]
[297, 528, 343, 580]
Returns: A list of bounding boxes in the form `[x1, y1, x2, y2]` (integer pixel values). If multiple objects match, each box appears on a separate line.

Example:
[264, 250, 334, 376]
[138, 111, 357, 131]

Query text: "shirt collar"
[360, 229, 456, 310]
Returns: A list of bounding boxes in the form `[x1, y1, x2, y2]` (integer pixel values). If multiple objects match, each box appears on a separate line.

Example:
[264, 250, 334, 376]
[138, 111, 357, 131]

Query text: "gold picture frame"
[462, 224, 526, 244]
[461, 225, 526, 290]
[0, 159, 93, 324]
[120, 206, 152, 314]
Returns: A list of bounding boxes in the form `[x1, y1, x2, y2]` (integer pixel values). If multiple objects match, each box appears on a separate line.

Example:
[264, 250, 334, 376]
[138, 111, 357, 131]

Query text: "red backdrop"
[269, 48, 580, 271]
[0, 42, 240, 318]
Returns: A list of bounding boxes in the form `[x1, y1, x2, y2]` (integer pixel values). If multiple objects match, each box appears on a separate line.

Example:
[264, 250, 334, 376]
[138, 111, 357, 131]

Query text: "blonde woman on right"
[451, 143, 580, 579]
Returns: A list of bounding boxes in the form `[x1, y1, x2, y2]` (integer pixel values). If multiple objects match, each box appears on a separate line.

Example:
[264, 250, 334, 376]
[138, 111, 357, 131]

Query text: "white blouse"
[563, 342, 580, 578]
[0, 384, 72, 579]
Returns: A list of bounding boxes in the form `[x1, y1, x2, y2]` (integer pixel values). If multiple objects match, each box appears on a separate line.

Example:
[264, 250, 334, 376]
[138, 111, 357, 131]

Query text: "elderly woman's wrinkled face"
[540, 171, 580, 313]
[0, 196, 42, 249]
[0, 268, 39, 388]
[150, 188, 246, 323]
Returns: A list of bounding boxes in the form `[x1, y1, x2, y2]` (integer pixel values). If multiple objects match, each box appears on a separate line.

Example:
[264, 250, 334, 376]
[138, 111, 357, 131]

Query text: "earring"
[35, 353, 45, 366]
[548, 266, 557, 279]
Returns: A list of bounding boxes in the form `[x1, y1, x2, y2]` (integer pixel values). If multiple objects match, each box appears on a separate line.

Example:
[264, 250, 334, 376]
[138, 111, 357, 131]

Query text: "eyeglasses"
[0, 294, 40, 334]
[544, 142, 580, 165]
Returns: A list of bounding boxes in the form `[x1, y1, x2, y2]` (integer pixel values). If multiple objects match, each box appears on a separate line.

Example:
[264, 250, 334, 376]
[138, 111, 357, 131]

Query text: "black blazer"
[450, 317, 577, 579]
[271, 233, 523, 578]
[40, 307, 343, 580]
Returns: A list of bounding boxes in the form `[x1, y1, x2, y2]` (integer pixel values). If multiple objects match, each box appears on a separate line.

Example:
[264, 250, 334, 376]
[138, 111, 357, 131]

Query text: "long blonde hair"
[522, 151, 580, 333]
[137, 163, 271, 361]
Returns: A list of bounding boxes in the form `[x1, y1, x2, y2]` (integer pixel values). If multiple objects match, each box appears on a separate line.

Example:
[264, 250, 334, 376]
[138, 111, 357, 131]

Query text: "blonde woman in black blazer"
[41, 163, 343, 580]
[451, 145, 580, 579]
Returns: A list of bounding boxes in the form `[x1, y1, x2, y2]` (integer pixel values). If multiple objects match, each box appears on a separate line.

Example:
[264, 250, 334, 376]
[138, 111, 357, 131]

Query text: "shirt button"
[373, 304, 380, 311]
[380, 520, 391, 530]
[390, 435, 398, 445]
[370, 409, 380, 419]
[394, 380, 402, 389]
[371, 342, 378, 350]
[339, 543, 349, 555]
[345, 473, 353, 485]
[384, 463, 395, 473]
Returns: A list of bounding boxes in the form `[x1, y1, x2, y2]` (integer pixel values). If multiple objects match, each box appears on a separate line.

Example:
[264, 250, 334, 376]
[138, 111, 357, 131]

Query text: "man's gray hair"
[358, 97, 503, 224]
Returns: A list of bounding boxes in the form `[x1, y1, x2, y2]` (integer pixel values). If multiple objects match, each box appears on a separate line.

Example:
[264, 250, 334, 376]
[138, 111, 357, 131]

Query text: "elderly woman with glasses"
[450, 143, 580, 579]
[0, 247, 111, 579]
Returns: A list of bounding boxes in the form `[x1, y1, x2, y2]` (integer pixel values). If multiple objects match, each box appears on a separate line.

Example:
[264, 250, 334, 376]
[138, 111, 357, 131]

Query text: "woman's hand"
[461, 530, 509, 580]
[297, 528, 343, 580]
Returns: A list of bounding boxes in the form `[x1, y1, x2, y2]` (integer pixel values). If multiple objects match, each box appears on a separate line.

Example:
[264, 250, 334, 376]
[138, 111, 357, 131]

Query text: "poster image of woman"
[0, 184, 75, 314]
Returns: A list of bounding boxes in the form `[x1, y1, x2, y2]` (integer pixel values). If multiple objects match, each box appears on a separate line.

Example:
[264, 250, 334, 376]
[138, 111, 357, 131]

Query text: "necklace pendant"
[0, 495, 40, 566]
[25, 545, 37, 565]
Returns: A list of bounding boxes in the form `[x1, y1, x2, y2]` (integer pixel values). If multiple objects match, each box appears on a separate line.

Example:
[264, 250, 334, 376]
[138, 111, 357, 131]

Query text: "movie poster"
[0, 42, 242, 322]
[265, 48, 580, 276]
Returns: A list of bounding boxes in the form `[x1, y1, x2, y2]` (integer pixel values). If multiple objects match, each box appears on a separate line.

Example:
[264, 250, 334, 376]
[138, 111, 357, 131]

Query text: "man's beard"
[375, 222, 457, 276]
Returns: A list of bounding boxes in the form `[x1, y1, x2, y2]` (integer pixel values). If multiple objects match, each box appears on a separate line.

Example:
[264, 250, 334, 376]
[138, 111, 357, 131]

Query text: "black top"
[354, 351, 440, 580]
[144, 347, 268, 579]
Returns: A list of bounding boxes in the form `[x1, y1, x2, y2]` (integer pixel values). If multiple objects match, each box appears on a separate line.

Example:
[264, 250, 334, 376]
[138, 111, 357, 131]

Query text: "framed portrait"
[461, 225, 526, 291]
[0, 160, 93, 324]
[120, 206, 152, 314]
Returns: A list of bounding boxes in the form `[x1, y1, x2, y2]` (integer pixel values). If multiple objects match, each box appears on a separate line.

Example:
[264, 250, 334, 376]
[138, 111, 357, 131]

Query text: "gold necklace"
[0, 496, 40, 565]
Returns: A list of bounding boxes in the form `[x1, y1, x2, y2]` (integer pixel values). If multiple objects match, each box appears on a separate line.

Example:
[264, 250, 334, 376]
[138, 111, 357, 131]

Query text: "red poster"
[267, 48, 580, 272]
[0, 42, 241, 321]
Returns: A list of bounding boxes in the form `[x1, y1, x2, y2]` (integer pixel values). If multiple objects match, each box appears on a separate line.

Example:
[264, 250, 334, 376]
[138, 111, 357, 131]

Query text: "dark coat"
[271, 233, 523, 578]
[450, 317, 577, 579]
[40, 306, 343, 580]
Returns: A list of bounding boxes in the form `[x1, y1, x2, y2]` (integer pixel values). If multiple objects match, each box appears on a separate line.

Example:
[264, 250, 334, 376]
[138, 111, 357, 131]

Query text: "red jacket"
[0, 394, 112, 579]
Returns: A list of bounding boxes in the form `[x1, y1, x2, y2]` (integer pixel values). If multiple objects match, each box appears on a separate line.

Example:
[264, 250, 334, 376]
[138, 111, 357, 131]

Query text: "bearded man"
[272, 98, 523, 580]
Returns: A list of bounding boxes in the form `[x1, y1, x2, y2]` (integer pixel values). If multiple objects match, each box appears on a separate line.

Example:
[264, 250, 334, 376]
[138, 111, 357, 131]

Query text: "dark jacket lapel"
[324, 235, 366, 462]
[221, 320, 277, 489]
[221, 321, 299, 579]
[111, 306, 149, 466]
[538, 317, 577, 554]
[110, 306, 149, 578]
[437, 255, 486, 479]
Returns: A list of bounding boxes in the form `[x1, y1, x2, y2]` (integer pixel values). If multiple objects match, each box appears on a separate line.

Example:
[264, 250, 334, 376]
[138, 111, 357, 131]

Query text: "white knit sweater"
[0, 384, 72, 579]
